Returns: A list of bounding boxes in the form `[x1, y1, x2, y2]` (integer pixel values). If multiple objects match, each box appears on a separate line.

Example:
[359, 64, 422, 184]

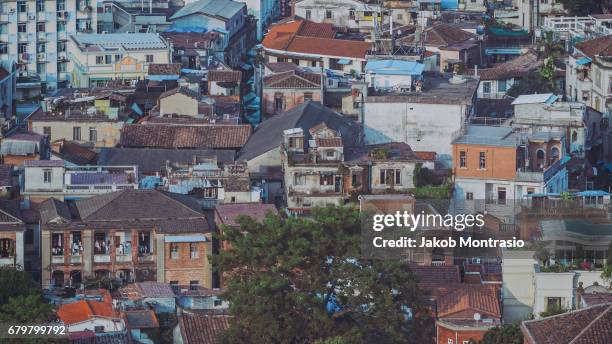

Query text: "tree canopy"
[557, 0, 612, 16]
[0, 266, 56, 325]
[212, 206, 430, 344]
[478, 324, 524, 344]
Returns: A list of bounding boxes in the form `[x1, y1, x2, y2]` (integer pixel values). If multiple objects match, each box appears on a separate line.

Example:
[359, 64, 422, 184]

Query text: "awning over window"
[337, 58, 352, 65]
[164, 234, 207, 243]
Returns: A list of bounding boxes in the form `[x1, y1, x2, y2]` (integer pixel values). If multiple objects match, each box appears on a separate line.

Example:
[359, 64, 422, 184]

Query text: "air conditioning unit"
[8, 9, 15, 14]
[37, 53, 45, 60]
[28, 14, 36, 20]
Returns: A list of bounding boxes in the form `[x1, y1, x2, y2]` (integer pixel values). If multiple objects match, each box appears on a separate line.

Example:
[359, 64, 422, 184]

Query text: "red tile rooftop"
[521, 303, 612, 344]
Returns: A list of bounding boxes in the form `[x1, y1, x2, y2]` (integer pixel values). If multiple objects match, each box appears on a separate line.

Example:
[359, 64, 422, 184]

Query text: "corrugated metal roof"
[170, 0, 244, 21]
[72, 33, 168, 51]
[511, 93, 557, 105]
[365, 60, 425, 76]
[0, 141, 38, 156]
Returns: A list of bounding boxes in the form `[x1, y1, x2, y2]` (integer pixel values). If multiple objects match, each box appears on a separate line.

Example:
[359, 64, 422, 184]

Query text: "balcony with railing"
[137, 254, 154, 263]
[69, 255, 82, 264]
[93, 254, 111, 263]
[51, 255, 64, 264]
[116, 254, 132, 263]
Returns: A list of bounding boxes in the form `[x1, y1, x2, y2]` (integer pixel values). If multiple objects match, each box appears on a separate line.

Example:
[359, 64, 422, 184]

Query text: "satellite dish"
[473, 313, 481, 321]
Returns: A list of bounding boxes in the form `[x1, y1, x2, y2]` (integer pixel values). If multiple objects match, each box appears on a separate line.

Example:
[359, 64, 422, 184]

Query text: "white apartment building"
[566, 36, 612, 115]
[502, 250, 608, 322]
[363, 75, 478, 168]
[68, 33, 171, 87]
[543, 14, 612, 42]
[292, 0, 381, 33]
[517, 0, 565, 32]
[22, 160, 138, 201]
[511, 94, 589, 157]
[0, 0, 97, 94]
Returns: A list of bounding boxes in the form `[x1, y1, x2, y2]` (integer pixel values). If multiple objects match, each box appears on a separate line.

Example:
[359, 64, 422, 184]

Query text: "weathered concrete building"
[40, 189, 213, 288]
[364, 74, 478, 167]
[262, 70, 322, 115]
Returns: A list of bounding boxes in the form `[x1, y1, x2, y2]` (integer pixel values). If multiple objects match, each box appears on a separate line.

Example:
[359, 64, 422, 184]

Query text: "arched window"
[551, 147, 560, 163]
[536, 149, 545, 168]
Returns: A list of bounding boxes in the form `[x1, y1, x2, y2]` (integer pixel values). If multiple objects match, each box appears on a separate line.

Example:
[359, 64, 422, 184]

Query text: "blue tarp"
[365, 60, 425, 76]
[148, 75, 180, 81]
[131, 103, 143, 116]
[576, 57, 592, 65]
[181, 68, 206, 74]
[165, 25, 207, 33]
[337, 58, 352, 65]
[575, 190, 610, 197]
[165, 234, 208, 243]
[140, 176, 163, 189]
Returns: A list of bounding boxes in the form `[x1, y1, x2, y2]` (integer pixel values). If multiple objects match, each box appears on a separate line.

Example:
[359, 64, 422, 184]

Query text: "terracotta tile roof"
[0, 199, 25, 232]
[521, 303, 612, 344]
[582, 293, 612, 307]
[208, 70, 242, 83]
[124, 309, 159, 329]
[286, 36, 372, 59]
[463, 274, 482, 284]
[159, 87, 202, 101]
[160, 32, 220, 49]
[481, 273, 502, 282]
[264, 71, 321, 88]
[574, 36, 612, 58]
[316, 137, 343, 147]
[265, 62, 305, 73]
[345, 142, 420, 164]
[0, 164, 13, 187]
[399, 23, 475, 47]
[57, 300, 115, 324]
[148, 63, 182, 75]
[409, 265, 461, 290]
[414, 151, 436, 161]
[52, 140, 98, 165]
[298, 20, 336, 38]
[263, 18, 371, 59]
[216, 203, 279, 227]
[117, 282, 176, 300]
[178, 311, 230, 344]
[465, 51, 540, 80]
[120, 123, 251, 149]
[436, 285, 501, 319]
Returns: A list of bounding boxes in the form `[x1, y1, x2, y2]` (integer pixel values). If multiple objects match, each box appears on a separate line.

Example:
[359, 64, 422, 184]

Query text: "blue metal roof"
[365, 60, 425, 76]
